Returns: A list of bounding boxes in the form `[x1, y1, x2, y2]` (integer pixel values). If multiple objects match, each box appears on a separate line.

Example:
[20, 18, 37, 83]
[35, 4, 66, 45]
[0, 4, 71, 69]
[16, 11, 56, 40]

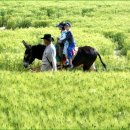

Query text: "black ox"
[22, 40, 106, 71]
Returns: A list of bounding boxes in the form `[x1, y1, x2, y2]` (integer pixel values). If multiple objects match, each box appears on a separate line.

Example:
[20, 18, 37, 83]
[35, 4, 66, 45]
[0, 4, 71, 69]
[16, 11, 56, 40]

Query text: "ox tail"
[96, 52, 107, 70]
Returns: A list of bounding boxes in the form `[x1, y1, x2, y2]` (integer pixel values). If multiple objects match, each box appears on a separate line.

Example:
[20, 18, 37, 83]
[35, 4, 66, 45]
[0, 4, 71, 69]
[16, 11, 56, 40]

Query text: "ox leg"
[83, 64, 90, 71]
[83, 61, 95, 71]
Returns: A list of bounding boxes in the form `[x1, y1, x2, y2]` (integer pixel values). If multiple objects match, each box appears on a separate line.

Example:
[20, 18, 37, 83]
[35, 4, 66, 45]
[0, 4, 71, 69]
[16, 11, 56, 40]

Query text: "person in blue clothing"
[64, 22, 76, 68]
[56, 22, 69, 65]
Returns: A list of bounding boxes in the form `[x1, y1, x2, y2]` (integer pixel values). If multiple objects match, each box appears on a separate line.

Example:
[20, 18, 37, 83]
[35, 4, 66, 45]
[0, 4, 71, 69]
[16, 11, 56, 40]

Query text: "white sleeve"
[59, 32, 66, 41]
[51, 48, 57, 71]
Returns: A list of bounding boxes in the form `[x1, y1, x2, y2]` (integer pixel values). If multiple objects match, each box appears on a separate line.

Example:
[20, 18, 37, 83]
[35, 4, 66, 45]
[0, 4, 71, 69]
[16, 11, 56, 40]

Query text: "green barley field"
[0, 1, 130, 129]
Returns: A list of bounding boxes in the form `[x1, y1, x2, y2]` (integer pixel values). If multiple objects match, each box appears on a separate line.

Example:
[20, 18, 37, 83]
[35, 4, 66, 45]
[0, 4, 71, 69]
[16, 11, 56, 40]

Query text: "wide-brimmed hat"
[41, 34, 54, 42]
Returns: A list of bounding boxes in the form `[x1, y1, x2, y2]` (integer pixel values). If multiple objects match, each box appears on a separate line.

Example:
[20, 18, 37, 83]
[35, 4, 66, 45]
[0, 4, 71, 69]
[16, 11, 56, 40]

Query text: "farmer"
[41, 34, 57, 71]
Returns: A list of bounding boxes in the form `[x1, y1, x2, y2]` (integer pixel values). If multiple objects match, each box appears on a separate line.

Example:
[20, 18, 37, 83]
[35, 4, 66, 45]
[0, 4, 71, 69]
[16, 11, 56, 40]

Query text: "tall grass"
[0, 1, 130, 129]
[1, 1, 130, 30]
[0, 70, 130, 129]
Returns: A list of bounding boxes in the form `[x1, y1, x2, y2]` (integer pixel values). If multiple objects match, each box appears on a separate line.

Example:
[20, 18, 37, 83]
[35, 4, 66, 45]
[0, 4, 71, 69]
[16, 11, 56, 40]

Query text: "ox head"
[22, 40, 35, 68]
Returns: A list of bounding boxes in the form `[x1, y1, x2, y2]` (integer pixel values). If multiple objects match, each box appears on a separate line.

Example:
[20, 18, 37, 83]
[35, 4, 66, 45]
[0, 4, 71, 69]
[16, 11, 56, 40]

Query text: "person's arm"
[51, 48, 57, 71]
[58, 32, 66, 43]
